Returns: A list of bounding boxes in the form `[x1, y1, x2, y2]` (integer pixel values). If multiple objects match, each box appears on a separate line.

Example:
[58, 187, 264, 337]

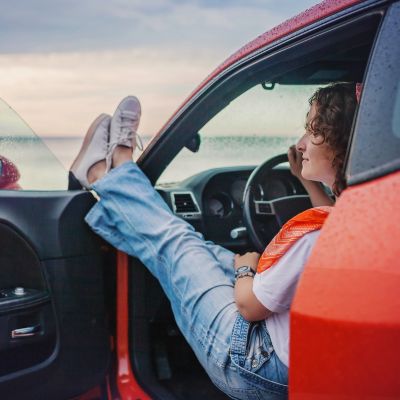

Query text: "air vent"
[171, 192, 201, 217]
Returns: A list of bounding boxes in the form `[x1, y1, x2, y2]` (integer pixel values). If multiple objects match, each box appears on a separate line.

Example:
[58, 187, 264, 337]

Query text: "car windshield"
[157, 84, 321, 184]
[0, 98, 67, 190]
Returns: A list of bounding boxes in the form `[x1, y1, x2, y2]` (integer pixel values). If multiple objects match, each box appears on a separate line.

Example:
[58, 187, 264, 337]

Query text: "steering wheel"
[243, 154, 312, 253]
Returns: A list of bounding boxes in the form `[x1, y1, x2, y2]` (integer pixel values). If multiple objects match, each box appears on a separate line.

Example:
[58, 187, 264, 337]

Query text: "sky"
[0, 0, 318, 137]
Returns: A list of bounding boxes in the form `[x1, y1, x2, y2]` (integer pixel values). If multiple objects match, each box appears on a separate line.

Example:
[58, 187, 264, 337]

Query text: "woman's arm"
[288, 146, 334, 207]
[234, 252, 272, 322]
[300, 178, 334, 207]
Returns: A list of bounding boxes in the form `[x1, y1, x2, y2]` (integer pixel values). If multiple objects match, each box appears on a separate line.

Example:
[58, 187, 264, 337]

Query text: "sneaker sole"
[70, 113, 110, 174]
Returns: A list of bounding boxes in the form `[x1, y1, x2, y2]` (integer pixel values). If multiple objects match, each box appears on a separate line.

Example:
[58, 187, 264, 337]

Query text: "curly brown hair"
[307, 83, 357, 196]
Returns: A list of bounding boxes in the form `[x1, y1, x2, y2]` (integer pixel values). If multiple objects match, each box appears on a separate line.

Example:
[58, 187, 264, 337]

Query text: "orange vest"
[257, 207, 332, 274]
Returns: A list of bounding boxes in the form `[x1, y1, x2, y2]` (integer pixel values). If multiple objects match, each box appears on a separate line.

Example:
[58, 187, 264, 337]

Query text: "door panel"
[0, 191, 110, 400]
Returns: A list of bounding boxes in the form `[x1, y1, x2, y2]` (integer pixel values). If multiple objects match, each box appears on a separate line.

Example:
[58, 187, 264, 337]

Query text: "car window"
[0, 99, 67, 190]
[347, 3, 400, 184]
[157, 84, 321, 184]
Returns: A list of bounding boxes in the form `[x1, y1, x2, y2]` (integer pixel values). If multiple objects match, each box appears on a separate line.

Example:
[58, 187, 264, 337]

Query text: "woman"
[70, 83, 357, 399]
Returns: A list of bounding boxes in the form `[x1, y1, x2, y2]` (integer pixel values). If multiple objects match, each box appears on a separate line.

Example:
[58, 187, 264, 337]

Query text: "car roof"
[197, 0, 362, 93]
[155, 0, 362, 138]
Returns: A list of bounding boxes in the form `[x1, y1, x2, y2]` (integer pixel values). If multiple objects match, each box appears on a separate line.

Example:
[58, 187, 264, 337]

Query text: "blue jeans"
[85, 162, 288, 399]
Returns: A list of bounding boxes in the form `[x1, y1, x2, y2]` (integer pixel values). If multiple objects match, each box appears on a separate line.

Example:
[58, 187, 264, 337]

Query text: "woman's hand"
[288, 145, 303, 180]
[234, 252, 260, 271]
[234, 251, 271, 321]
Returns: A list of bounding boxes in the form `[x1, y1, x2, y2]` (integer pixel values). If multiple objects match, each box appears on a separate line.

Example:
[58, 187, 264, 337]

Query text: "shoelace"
[106, 110, 143, 171]
[115, 110, 143, 150]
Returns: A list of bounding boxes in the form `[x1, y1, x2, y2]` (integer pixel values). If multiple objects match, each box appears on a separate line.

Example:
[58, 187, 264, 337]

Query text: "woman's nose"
[296, 134, 306, 152]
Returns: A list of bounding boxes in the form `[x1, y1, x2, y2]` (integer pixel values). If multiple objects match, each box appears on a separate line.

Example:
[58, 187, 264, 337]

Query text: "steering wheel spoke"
[254, 200, 275, 216]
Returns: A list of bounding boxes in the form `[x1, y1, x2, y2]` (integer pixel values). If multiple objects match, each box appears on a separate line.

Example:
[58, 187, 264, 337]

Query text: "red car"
[0, 0, 399, 399]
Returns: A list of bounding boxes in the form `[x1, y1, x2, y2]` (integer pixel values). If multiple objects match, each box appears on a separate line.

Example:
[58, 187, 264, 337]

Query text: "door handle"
[11, 325, 41, 339]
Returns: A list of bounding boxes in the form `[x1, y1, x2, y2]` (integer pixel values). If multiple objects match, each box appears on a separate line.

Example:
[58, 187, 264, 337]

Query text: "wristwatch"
[234, 266, 256, 281]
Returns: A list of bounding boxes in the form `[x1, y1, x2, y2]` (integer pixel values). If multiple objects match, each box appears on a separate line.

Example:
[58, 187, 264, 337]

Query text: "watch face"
[237, 266, 251, 274]
[235, 266, 255, 277]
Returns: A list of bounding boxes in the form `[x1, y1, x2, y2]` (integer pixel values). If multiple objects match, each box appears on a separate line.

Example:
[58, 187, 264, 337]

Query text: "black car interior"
[0, 192, 110, 399]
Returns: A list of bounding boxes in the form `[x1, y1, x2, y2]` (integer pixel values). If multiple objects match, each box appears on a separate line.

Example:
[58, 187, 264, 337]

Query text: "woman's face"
[296, 102, 336, 189]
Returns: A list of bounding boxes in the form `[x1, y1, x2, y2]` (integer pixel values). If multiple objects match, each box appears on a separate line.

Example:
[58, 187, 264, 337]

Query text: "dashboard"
[157, 166, 307, 252]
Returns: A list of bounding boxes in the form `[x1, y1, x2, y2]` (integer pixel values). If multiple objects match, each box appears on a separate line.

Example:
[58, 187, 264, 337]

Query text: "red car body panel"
[116, 252, 151, 400]
[291, 170, 400, 398]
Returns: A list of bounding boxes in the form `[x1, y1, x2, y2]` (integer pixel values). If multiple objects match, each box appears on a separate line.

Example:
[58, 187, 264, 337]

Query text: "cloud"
[0, 0, 317, 53]
[0, 48, 218, 136]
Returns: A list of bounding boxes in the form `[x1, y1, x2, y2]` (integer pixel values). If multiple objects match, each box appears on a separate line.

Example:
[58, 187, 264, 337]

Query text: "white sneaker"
[70, 113, 111, 188]
[107, 96, 142, 170]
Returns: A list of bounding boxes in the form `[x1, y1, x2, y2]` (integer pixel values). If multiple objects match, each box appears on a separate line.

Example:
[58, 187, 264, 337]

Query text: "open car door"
[0, 100, 110, 399]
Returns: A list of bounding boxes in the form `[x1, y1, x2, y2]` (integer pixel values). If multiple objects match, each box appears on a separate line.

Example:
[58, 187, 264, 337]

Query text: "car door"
[0, 100, 110, 399]
[291, 2, 400, 398]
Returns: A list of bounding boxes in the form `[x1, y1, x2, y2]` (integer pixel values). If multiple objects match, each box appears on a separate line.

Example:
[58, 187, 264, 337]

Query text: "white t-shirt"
[252, 230, 320, 367]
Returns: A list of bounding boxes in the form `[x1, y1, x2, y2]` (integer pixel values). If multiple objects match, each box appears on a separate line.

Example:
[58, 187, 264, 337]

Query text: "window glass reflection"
[0, 99, 67, 190]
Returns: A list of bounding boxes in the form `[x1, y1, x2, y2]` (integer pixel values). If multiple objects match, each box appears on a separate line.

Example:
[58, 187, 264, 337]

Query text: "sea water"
[1, 135, 297, 190]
